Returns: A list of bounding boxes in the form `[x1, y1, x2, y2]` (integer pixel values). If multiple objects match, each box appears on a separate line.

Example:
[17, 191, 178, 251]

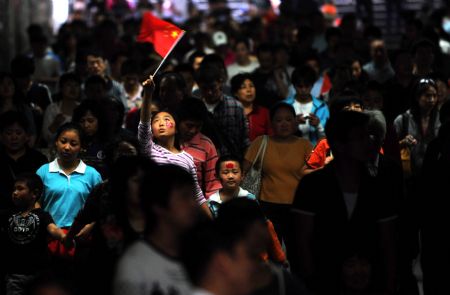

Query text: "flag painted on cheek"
[137, 12, 185, 58]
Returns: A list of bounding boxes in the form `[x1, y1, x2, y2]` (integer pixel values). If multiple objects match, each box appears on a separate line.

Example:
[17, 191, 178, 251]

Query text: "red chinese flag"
[137, 12, 184, 58]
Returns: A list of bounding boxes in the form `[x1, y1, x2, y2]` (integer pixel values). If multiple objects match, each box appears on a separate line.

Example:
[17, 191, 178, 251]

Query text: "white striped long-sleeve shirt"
[138, 121, 207, 205]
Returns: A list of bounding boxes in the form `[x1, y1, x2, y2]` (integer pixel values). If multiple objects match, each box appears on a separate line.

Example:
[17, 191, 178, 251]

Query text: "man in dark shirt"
[289, 111, 397, 295]
[196, 65, 250, 158]
[0, 111, 48, 210]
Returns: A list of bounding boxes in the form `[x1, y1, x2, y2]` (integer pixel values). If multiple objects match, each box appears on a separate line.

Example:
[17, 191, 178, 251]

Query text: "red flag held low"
[137, 12, 184, 58]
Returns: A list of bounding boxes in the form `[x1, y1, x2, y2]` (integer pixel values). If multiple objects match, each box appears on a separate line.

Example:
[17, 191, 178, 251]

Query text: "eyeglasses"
[419, 78, 436, 85]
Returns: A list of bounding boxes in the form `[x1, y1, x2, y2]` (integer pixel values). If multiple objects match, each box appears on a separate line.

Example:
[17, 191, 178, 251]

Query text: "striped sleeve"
[182, 153, 207, 205]
[138, 121, 155, 158]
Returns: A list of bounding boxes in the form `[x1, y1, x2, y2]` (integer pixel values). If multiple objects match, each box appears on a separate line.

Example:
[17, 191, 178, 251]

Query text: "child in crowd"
[208, 155, 287, 266]
[0, 173, 66, 295]
[208, 155, 255, 217]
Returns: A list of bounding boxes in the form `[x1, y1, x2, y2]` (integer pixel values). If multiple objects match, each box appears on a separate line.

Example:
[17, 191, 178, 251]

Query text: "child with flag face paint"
[138, 76, 211, 217]
[208, 155, 287, 265]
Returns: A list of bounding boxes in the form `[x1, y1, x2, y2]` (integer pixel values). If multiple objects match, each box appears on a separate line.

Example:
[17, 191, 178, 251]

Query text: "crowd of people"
[1, 2, 450, 295]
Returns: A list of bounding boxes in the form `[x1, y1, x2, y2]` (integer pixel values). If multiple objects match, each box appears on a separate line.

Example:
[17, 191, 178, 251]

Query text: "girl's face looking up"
[151, 112, 176, 139]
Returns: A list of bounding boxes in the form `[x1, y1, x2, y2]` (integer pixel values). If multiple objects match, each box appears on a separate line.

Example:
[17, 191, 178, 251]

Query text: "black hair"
[10, 55, 35, 77]
[72, 99, 109, 141]
[325, 111, 370, 150]
[301, 51, 321, 65]
[174, 63, 194, 75]
[325, 27, 342, 42]
[59, 72, 82, 89]
[201, 54, 226, 70]
[14, 173, 44, 199]
[157, 71, 187, 94]
[269, 102, 296, 121]
[234, 37, 251, 50]
[103, 133, 141, 170]
[120, 59, 141, 77]
[0, 71, 16, 85]
[195, 65, 223, 85]
[255, 43, 273, 56]
[181, 198, 265, 285]
[141, 164, 195, 232]
[85, 74, 108, 89]
[329, 90, 364, 115]
[84, 48, 106, 60]
[215, 155, 243, 176]
[273, 43, 290, 54]
[411, 38, 435, 55]
[0, 111, 29, 133]
[54, 122, 84, 145]
[200, 54, 228, 81]
[177, 97, 208, 124]
[291, 65, 317, 87]
[188, 50, 206, 67]
[230, 73, 254, 96]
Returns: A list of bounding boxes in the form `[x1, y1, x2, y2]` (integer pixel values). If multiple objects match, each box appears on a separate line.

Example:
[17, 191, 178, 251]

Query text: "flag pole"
[142, 30, 186, 86]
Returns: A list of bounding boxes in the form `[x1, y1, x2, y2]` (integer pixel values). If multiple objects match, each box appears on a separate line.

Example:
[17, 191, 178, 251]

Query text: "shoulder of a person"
[84, 165, 102, 178]
[199, 133, 213, 143]
[252, 135, 265, 145]
[36, 163, 50, 174]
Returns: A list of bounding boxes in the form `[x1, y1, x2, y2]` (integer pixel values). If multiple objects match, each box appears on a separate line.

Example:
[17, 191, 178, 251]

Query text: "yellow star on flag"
[171, 30, 179, 38]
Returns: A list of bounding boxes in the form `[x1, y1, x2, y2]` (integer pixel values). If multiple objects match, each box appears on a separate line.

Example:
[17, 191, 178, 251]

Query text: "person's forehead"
[153, 112, 173, 119]
[14, 180, 28, 187]
[4, 122, 25, 130]
[87, 55, 104, 62]
[221, 161, 240, 169]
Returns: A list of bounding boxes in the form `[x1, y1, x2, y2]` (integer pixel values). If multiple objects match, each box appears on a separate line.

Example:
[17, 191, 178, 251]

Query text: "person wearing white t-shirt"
[227, 38, 259, 83]
[114, 165, 202, 295]
[284, 66, 330, 145]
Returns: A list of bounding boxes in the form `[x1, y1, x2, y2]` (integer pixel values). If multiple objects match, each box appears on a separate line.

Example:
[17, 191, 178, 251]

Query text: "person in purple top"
[138, 76, 211, 217]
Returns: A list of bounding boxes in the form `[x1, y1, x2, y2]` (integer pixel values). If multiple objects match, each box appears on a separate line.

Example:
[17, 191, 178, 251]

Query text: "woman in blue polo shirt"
[36, 123, 102, 229]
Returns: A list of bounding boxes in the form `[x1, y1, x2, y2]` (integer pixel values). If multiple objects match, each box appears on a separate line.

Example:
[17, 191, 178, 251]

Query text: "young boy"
[209, 156, 287, 266]
[208, 155, 255, 217]
[0, 173, 66, 294]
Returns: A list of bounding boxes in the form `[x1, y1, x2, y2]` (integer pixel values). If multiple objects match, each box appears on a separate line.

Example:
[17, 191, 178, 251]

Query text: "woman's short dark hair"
[230, 73, 254, 96]
[59, 72, 81, 89]
[54, 122, 84, 144]
[72, 99, 109, 141]
[0, 111, 29, 133]
[269, 102, 296, 121]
